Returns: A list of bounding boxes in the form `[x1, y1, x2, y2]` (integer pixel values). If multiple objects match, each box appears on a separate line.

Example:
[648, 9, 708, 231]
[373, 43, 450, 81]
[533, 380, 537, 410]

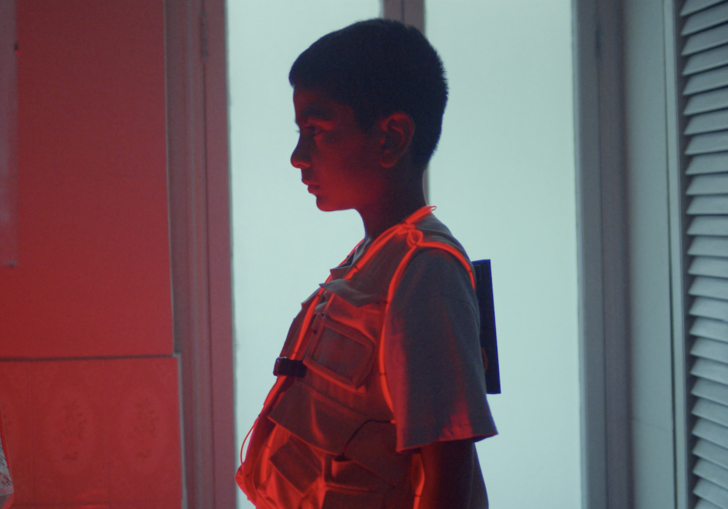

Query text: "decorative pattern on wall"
[0, 357, 182, 508]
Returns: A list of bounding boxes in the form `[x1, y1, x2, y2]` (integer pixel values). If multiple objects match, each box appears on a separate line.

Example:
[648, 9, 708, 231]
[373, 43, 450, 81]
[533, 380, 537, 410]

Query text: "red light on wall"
[0, 0, 18, 268]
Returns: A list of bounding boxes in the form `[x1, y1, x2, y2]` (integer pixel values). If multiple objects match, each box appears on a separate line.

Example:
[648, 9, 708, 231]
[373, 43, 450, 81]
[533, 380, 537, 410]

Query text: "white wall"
[426, 1, 581, 507]
[229, 1, 581, 507]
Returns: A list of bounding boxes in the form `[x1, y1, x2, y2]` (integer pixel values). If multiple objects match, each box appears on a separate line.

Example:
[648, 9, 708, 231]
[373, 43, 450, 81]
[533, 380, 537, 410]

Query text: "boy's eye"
[305, 125, 322, 136]
[297, 123, 324, 137]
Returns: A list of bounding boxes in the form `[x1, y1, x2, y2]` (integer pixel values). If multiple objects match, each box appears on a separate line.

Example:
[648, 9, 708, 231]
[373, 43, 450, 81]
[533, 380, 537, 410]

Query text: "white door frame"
[166, 1, 235, 507]
[574, 0, 633, 507]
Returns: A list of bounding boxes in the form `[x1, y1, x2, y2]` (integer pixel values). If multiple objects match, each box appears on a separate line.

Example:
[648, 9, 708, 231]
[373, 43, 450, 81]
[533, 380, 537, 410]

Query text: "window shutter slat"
[692, 358, 728, 385]
[688, 195, 728, 214]
[695, 498, 723, 509]
[685, 88, 728, 115]
[695, 439, 728, 470]
[692, 336, 728, 361]
[683, 3, 728, 35]
[696, 458, 728, 491]
[689, 174, 728, 193]
[690, 237, 728, 257]
[686, 110, 728, 136]
[686, 66, 728, 95]
[684, 24, 728, 55]
[693, 379, 728, 409]
[690, 316, 728, 342]
[689, 256, 728, 278]
[687, 131, 728, 154]
[685, 45, 728, 75]
[690, 277, 728, 301]
[690, 297, 728, 320]
[683, 0, 726, 17]
[694, 399, 728, 426]
[695, 477, 728, 507]
[687, 152, 728, 175]
[694, 419, 728, 449]
[688, 216, 728, 236]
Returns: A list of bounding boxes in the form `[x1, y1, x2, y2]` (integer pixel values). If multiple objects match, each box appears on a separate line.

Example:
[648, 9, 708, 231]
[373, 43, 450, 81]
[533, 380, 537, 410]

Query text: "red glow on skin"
[291, 88, 387, 213]
[290, 87, 427, 243]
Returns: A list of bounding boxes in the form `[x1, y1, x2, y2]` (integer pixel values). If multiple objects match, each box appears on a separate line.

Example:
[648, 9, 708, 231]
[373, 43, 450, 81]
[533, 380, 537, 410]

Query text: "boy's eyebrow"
[297, 104, 334, 123]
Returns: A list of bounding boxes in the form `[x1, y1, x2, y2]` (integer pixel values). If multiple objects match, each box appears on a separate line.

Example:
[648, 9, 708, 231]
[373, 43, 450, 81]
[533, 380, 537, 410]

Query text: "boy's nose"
[291, 139, 310, 169]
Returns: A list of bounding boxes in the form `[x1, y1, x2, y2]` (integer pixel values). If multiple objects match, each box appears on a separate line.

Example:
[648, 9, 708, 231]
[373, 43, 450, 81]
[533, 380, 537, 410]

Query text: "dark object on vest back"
[273, 356, 307, 378]
[473, 260, 501, 394]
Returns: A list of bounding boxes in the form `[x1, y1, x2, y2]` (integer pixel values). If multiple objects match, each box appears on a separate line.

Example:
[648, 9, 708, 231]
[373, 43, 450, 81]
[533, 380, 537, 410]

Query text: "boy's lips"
[302, 180, 319, 193]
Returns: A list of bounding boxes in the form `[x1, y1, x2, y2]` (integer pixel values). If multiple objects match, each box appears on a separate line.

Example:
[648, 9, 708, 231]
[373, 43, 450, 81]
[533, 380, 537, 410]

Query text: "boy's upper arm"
[384, 248, 497, 452]
[419, 438, 476, 509]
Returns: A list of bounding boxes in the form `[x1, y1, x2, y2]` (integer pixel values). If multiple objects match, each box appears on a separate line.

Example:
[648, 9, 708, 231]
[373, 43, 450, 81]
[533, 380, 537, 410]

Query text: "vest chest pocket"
[258, 430, 322, 509]
[304, 310, 377, 391]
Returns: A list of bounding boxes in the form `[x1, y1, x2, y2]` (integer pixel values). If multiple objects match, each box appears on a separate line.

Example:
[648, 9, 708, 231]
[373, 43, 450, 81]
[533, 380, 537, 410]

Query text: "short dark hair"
[289, 19, 448, 172]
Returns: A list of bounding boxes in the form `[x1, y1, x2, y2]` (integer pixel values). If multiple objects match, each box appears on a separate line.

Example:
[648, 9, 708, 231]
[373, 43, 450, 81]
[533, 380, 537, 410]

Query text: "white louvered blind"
[681, 1, 728, 507]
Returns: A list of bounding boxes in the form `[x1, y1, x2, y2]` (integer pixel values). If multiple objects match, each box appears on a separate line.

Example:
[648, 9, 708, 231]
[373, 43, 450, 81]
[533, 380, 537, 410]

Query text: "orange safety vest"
[237, 206, 476, 509]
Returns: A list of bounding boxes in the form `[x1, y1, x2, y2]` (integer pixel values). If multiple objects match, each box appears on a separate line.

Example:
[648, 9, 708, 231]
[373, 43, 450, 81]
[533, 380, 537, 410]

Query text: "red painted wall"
[0, 1, 181, 507]
[0, 0, 172, 359]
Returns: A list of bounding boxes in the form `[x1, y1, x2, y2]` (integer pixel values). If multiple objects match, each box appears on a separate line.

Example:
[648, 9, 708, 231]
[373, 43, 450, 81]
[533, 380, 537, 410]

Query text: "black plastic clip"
[273, 356, 307, 378]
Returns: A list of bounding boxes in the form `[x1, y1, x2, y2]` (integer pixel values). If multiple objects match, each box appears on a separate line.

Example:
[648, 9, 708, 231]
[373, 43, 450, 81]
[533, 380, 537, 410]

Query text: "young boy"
[237, 19, 497, 509]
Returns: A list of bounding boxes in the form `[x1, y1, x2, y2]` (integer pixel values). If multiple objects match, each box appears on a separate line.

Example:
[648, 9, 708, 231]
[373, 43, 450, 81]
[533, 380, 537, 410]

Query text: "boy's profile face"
[291, 88, 387, 212]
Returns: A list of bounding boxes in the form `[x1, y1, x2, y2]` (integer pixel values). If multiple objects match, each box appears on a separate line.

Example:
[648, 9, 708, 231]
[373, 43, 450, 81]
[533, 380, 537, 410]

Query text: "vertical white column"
[426, 1, 581, 507]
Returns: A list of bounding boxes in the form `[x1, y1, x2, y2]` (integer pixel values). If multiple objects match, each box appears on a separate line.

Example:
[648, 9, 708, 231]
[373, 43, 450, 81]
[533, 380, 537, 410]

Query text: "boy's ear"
[378, 112, 415, 169]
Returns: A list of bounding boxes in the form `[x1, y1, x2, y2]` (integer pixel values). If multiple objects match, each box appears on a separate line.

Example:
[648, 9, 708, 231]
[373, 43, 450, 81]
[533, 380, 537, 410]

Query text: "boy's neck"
[358, 179, 428, 241]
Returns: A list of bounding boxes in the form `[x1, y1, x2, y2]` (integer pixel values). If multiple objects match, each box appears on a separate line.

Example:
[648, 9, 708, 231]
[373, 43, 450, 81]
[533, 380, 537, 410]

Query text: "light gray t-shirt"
[383, 248, 498, 452]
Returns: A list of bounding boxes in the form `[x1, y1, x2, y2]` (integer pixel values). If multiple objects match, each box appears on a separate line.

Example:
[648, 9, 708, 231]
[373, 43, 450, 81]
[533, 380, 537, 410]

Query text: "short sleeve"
[383, 248, 498, 452]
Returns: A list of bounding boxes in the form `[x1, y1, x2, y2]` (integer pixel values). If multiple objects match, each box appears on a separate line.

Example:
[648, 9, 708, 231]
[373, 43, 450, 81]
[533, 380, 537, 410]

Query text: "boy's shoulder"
[412, 212, 472, 263]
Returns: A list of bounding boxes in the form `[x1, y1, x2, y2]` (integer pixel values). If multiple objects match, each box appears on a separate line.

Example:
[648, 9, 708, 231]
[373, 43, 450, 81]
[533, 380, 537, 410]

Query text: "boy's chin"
[315, 199, 352, 213]
[317, 203, 341, 212]
[313, 195, 334, 211]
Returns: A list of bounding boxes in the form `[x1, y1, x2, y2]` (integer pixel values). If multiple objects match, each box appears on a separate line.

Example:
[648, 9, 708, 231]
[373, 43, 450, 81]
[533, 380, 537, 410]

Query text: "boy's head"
[289, 19, 448, 173]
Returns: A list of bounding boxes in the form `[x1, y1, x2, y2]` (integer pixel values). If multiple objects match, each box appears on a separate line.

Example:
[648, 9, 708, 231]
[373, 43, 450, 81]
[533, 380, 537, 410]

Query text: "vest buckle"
[273, 357, 307, 377]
